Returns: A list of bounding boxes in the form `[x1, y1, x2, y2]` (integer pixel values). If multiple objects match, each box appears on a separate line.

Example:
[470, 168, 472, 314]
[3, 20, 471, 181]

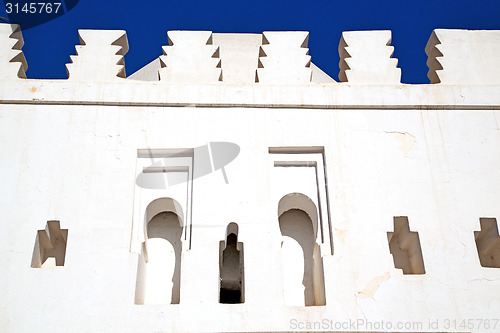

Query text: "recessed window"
[135, 197, 184, 305]
[278, 193, 326, 306]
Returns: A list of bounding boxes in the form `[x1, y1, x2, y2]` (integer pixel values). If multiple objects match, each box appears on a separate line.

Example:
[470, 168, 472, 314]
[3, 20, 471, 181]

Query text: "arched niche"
[135, 197, 184, 305]
[278, 193, 319, 242]
[278, 193, 326, 306]
[143, 197, 184, 238]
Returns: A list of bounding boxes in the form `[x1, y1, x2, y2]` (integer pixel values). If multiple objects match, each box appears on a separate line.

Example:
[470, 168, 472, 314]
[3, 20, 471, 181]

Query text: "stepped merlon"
[339, 30, 401, 84]
[66, 29, 128, 81]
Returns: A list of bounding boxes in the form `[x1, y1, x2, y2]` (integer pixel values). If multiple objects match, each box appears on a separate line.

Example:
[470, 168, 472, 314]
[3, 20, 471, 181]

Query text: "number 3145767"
[5, 2, 62, 14]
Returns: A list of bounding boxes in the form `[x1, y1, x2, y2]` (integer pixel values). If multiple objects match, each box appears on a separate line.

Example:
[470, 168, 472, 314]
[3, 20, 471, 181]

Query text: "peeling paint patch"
[357, 272, 390, 298]
[391, 132, 416, 155]
[336, 229, 347, 244]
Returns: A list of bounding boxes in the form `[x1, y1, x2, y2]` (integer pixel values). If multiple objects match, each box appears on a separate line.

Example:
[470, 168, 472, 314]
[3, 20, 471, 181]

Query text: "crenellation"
[65, 29, 128, 81]
[159, 30, 222, 83]
[256, 31, 312, 84]
[339, 30, 401, 84]
[3, 23, 500, 87]
[0, 24, 27, 80]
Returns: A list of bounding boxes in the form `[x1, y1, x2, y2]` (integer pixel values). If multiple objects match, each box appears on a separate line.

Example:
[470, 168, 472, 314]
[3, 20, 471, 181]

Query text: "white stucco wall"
[1, 103, 499, 332]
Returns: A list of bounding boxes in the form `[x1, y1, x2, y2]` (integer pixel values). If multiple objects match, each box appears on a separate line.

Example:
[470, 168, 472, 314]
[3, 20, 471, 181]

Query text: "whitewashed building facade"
[1, 23, 500, 332]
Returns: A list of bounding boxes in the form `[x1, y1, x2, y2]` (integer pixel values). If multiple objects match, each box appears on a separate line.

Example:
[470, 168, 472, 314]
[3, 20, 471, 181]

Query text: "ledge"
[1, 79, 500, 109]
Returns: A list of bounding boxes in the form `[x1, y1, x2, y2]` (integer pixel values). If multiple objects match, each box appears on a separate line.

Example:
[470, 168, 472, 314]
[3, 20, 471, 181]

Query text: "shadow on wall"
[278, 193, 326, 306]
[135, 198, 184, 305]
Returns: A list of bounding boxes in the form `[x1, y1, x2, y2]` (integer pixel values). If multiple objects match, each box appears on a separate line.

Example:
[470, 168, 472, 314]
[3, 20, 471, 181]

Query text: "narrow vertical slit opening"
[219, 223, 244, 304]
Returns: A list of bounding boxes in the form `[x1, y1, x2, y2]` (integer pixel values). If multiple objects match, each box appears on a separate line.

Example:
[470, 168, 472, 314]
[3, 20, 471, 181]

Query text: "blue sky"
[2, 0, 500, 83]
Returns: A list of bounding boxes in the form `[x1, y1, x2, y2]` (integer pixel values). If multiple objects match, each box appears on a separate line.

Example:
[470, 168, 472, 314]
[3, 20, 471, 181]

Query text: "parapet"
[4, 24, 500, 86]
[3, 24, 500, 109]
[426, 29, 500, 84]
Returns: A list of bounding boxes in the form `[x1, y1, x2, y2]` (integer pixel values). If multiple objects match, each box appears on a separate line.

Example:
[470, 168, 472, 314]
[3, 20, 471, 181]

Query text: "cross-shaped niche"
[31, 221, 68, 268]
[387, 216, 425, 274]
[474, 218, 500, 268]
